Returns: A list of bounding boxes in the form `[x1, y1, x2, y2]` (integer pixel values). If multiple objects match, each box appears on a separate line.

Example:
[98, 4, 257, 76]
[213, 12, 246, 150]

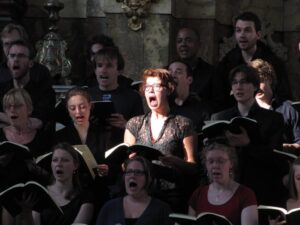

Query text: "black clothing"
[0, 62, 56, 126]
[190, 58, 223, 112]
[88, 85, 144, 146]
[169, 93, 212, 132]
[218, 41, 292, 107]
[212, 102, 289, 206]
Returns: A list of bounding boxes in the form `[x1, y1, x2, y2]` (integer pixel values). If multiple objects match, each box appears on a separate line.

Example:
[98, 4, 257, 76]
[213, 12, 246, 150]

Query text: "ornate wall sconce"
[35, 0, 72, 84]
[116, 0, 159, 31]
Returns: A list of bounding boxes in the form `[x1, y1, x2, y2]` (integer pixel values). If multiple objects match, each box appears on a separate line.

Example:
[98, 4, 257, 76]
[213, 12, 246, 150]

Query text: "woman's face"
[124, 160, 147, 197]
[144, 76, 168, 111]
[205, 149, 233, 184]
[51, 148, 77, 182]
[293, 165, 300, 193]
[5, 99, 30, 126]
[67, 95, 91, 126]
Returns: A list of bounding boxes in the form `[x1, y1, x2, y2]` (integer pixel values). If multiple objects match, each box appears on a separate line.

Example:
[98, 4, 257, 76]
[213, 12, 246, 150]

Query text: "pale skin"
[32, 148, 94, 224]
[123, 160, 151, 218]
[188, 149, 258, 225]
[94, 57, 127, 129]
[0, 44, 42, 129]
[256, 80, 300, 151]
[234, 20, 261, 63]
[2, 149, 94, 225]
[67, 94, 109, 175]
[224, 72, 257, 147]
[124, 76, 197, 173]
[269, 164, 300, 225]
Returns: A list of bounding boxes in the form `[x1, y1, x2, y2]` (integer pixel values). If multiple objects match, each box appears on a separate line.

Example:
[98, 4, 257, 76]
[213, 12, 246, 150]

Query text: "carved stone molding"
[116, 0, 158, 31]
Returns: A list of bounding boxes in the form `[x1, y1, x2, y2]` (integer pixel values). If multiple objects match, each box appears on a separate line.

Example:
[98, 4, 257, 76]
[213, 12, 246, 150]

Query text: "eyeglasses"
[124, 169, 145, 176]
[7, 53, 29, 59]
[143, 84, 165, 92]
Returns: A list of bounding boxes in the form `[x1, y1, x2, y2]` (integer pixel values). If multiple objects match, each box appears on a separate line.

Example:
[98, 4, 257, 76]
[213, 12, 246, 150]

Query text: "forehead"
[8, 44, 29, 54]
[177, 28, 197, 39]
[95, 56, 117, 65]
[146, 76, 161, 84]
[235, 20, 256, 29]
[2, 30, 21, 41]
[169, 62, 187, 71]
[206, 149, 228, 158]
[67, 94, 89, 104]
[53, 148, 72, 158]
[127, 160, 143, 169]
[232, 72, 247, 80]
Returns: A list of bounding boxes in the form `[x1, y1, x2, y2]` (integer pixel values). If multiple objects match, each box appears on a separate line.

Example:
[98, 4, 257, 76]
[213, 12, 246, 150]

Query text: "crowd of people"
[0, 10, 299, 225]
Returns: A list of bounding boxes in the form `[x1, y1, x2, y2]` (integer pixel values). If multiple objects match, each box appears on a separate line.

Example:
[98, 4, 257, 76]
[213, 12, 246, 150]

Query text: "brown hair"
[123, 156, 153, 192]
[202, 137, 238, 179]
[249, 59, 277, 91]
[140, 68, 176, 96]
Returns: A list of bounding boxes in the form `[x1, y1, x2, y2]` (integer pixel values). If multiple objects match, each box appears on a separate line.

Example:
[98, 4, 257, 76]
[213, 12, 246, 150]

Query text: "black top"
[169, 93, 212, 132]
[0, 128, 51, 158]
[218, 41, 292, 108]
[190, 58, 223, 112]
[0, 62, 56, 126]
[212, 102, 289, 206]
[40, 190, 94, 225]
[88, 85, 144, 146]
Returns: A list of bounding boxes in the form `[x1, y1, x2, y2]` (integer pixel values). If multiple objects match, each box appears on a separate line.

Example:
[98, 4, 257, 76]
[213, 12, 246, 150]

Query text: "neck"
[255, 96, 272, 109]
[53, 179, 73, 195]
[175, 89, 189, 105]
[74, 121, 89, 130]
[237, 98, 255, 116]
[10, 121, 32, 134]
[151, 105, 170, 119]
[126, 192, 150, 203]
[13, 73, 30, 88]
[241, 45, 257, 63]
[211, 179, 235, 191]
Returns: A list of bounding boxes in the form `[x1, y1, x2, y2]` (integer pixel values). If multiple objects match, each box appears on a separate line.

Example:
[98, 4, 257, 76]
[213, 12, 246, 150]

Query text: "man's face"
[1, 30, 21, 57]
[176, 28, 199, 60]
[234, 20, 261, 52]
[7, 44, 32, 80]
[168, 62, 192, 93]
[94, 56, 119, 91]
[231, 72, 257, 104]
[256, 80, 273, 101]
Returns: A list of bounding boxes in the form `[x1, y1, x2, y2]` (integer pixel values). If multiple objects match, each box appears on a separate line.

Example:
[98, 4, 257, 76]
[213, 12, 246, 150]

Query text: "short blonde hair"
[3, 88, 33, 114]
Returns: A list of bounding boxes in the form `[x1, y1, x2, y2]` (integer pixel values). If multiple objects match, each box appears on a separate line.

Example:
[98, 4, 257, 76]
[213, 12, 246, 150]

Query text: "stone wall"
[22, 0, 300, 99]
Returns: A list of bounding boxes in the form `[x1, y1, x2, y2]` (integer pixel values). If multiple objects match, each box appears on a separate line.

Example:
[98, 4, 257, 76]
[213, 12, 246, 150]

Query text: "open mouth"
[129, 181, 137, 188]
[56, 169, 64, 175]
[12, 65, 20, 71]
[10, 115, 18, 119]
[100, 75, 109, 80]
[148, 96, 158, 107]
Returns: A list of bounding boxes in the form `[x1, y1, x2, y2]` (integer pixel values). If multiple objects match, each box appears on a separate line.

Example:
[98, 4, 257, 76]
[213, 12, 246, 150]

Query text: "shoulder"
[127, 114, 145, 125]
[150, 198, 172, 211]
[236, 184, 257, 205]
[102, 197, 122, 210]
[211, 107, 236, 120]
